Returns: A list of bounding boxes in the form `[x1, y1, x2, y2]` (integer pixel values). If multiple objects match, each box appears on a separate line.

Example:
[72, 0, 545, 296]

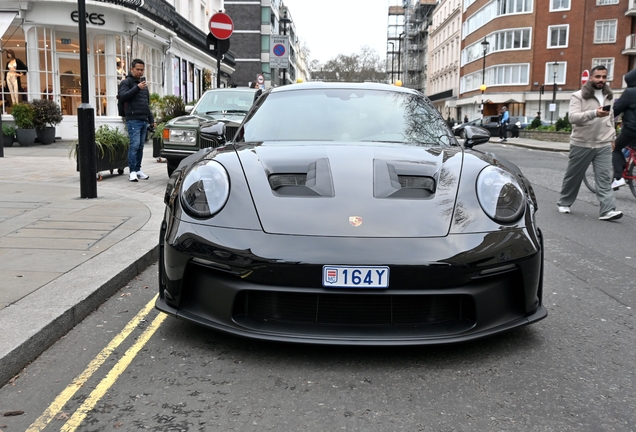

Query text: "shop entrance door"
[57, 55, 82, 115]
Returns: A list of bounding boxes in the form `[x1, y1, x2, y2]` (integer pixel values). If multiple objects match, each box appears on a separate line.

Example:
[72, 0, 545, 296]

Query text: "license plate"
[322, 266, 390, 288]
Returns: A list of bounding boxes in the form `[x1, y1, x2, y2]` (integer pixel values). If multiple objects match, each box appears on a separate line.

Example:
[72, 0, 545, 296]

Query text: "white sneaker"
[599, 210, 623, 221]
[611, 178, 626, 189]
[558, 206, 570, 214]
[137, 171, 149, 180]
[129, 171, 138, 182]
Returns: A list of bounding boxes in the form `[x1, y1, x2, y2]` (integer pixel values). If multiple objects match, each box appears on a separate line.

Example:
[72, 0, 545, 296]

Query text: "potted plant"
[11, 102, 37, 147]
[32, 99, 63, 144]
[72, 125, 129, 176]
[2, 124, 16, 148]
[152, 122, 165, 161]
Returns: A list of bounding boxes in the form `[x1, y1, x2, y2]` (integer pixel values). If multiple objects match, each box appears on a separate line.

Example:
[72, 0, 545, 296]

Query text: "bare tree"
[309, 46, 386, 82]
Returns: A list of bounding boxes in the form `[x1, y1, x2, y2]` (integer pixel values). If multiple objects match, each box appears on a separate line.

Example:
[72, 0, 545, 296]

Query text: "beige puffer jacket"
[569, 81, 615, 148]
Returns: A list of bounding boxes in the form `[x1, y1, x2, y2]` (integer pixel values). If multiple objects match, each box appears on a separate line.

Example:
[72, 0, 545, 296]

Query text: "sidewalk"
[0, 135, 569, 386]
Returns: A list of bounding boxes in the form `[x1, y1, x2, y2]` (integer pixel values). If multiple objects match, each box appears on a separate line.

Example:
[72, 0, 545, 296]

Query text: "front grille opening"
[234, 291, 475, 327]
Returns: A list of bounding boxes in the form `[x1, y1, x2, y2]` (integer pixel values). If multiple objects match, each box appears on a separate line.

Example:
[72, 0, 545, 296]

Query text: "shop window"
[35, 27, 54, 105]
[1, 24, 26, 114]
[173, 57, 181, 96]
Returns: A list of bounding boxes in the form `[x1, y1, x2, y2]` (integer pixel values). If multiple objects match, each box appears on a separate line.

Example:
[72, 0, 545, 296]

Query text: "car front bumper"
[156, 217, 546, 345]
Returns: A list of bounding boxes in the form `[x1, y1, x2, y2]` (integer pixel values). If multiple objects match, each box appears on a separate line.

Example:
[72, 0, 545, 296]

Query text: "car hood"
[235, 142, 464, 237]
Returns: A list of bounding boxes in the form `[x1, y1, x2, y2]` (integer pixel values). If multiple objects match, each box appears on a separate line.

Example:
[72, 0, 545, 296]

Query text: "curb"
[0, 233, 159, 386]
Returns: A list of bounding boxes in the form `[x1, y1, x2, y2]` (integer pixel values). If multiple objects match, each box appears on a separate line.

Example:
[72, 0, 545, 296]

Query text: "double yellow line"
[27, 295, 166, 432]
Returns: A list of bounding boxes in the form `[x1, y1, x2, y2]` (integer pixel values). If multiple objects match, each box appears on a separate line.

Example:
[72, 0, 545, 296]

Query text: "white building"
[0, 0, 235, 139]
[427, 0, 462, 122]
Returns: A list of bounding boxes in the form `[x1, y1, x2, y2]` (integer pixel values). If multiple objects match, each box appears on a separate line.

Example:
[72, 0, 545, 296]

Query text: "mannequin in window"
[5, 49, 27, 105]
[116, 59, 126, 82]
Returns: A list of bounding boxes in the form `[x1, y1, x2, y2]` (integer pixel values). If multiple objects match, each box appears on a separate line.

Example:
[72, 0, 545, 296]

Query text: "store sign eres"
[71, 11, 106, 26]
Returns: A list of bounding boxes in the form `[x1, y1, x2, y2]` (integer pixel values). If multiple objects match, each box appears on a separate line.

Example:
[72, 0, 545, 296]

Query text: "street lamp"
[280, 10, 292, 86]
[387, 42, 395, 83]
[480, 38, 489, 123]
[551, 60, 559, 125]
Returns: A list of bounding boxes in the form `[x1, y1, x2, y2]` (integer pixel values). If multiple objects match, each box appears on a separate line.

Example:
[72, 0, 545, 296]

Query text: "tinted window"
[240, 89, 454, 147]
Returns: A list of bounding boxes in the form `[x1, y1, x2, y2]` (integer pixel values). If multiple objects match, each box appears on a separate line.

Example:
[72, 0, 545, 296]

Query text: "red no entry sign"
[209, 13, 233, 40]
[581, 69, 589, 86]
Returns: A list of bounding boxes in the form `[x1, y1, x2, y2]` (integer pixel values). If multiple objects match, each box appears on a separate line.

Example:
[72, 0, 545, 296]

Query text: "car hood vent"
[237, 143, 463, 237]
[267, 158, 335, 197]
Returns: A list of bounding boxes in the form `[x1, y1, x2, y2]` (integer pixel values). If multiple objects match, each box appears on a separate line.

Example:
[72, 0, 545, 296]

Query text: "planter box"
[519, 130, 571, 143]
[15, 128, 37, 147]
[36, 127, 56, 144]
[2, 134, 14, 148]
[75, 145, 128, 176]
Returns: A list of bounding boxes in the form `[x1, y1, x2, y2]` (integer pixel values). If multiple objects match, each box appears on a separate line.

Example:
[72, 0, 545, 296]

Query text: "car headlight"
[180, 160, 230, 218]
[476, 166, 525, 223]
[167, 128, 197, 145]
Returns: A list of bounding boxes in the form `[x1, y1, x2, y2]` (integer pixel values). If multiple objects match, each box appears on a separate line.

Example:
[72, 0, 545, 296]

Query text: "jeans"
[126, 119, 148, 173]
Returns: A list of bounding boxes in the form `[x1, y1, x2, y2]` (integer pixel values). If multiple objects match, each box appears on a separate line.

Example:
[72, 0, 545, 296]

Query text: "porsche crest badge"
[349, 216, 363, 227]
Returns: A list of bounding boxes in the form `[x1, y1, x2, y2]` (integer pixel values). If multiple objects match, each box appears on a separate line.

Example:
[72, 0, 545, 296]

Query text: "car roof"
[268, 81, 420, 96]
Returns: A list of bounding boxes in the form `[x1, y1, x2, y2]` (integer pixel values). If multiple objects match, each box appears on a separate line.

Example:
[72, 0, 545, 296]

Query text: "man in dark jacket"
[118, 59, 155, 182]
[611, 68, 636, 189]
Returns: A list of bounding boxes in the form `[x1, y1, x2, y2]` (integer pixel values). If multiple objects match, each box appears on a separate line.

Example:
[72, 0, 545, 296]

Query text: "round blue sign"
[273, 44, 286, 57]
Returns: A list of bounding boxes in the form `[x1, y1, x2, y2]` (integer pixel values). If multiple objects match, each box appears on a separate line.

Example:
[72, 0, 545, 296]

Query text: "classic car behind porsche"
[161, 87, 261, 176]
[157, 82, 547, 345]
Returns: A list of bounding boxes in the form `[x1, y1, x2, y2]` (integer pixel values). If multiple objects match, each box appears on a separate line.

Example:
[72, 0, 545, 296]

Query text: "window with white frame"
[592, 58, 615, 81]
[550, 0, 570, 11]
[461, 28, 530, 66]
[460, 63, 529, 92]
[464, 0, 532, 37]
[595, 20, 617, 43]
[544, 62, 566, 85]
[597, 0, 618, 4]
[548, 25, 569, 48]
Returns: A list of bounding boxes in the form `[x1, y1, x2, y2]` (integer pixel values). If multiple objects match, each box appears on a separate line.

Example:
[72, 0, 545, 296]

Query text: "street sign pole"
[209, 13, 233, 88]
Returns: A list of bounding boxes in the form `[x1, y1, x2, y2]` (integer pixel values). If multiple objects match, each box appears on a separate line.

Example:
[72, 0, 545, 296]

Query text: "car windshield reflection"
[241, 89, 454, 147]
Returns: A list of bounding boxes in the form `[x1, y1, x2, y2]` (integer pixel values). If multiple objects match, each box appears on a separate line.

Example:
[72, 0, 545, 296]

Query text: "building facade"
[0, 0, 234, 139]
[458, 0, 634, 122]
[427, 0, 462, 122]
[224, 0, 308, 88]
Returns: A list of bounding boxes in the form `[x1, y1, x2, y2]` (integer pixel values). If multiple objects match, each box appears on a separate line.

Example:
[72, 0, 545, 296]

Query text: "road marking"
[26, 295, 159, 432]
[60, 311, 167, 432]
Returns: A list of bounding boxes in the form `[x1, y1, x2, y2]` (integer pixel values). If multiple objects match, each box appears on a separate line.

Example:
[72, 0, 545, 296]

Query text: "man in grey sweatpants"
[557, 65, 622, 221]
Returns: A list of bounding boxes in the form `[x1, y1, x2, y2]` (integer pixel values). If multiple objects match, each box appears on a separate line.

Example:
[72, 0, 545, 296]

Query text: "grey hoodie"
[614, 68, 636, 135]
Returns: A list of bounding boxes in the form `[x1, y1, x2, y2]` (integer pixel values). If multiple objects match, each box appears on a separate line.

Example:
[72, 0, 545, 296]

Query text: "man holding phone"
[118, 58, 155, 182]
[557, 65, 622, 221]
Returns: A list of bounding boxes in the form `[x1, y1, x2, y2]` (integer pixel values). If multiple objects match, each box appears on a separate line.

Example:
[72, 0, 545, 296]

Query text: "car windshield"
[192, 90, 255, 115]
[240, 88, 455, 147]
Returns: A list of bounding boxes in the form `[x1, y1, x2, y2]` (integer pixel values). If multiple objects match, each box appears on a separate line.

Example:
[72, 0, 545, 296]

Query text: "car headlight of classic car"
[476, 166, 525, 223]
[180, 160, 230, 218]
[166, 128, 197, 145]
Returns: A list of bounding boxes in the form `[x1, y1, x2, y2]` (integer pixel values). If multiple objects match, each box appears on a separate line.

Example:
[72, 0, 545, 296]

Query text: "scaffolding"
[386, 0, 436, 92]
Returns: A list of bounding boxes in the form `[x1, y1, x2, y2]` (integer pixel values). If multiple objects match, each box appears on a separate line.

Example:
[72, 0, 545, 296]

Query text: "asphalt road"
[1, 144, 635, 432]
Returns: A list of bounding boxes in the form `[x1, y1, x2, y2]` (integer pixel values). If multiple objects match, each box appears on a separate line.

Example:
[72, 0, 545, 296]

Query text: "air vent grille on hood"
[267, 158, 334, 197]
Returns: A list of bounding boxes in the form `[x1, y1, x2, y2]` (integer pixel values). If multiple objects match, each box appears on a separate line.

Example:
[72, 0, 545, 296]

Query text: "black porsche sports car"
[157, 82, 547, 345]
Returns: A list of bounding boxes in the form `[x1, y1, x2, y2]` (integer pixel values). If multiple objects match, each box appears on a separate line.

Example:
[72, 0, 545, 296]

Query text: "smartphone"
[602, 105, 611, 111]
[140, 76, 146, 82]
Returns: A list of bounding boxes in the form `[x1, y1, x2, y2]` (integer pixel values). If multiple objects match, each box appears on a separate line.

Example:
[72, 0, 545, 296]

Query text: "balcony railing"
[624, 34, 636, 55]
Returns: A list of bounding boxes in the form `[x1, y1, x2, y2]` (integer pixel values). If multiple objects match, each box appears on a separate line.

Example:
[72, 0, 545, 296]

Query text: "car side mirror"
[185, 105, 194, 113]
[463, 125, 490, 148]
